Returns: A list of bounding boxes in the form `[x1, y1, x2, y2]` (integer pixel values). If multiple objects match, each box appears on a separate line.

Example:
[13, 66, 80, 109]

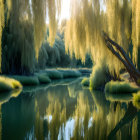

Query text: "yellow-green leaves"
[65, 0, 132, 76]
[0, 0, 4, 72]
[132, 0, 140, 67]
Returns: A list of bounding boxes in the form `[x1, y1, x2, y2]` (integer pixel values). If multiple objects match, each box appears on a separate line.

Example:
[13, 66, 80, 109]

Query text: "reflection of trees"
[1, 79, 140, 140]
[0, 89, 22, 140]
[47, 99, 66, 140]
[108, 102, 138, 140]
[70, 90, 140, 140]
[105, 92, 133, 102]
[44, 92, 66, 140]
[71, 93, 91, 140]
[2, 91, 35, 140]
[67, 78, 83, 98]
[34, 99, 44, 140]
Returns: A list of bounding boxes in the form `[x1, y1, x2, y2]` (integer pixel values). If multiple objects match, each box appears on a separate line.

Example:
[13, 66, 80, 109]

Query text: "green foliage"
[0, 76, 22, 92]
[105, 81, 140, 94]
[38, 45, 49, 69]
[58, 70, 81, 78]
[38, 32, 93, 69]
[82, 77, 90, 87]
[81, 78, 90, 87]
[12, 75, 39, 86]
[133, 92, 140, 109]
[35, 73, 51, 84]
[90, 63, 111, 90]
[45, 70, 63, 79]
[0, 0, 4, 71]
[2, 20, 35, 75]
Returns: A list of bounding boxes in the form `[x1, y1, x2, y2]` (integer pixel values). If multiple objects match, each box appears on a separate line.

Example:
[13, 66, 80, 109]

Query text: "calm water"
[0, 78, 139, 140]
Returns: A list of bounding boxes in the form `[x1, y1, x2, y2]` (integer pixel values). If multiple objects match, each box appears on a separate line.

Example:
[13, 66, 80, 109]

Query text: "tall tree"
[0, 0, 4, 72]
[1, 0, 61, 75]
[65, 0, 140, 84]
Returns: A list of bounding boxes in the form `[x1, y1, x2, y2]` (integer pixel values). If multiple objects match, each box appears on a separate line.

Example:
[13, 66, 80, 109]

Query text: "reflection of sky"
[58, 118, 75, 140]
[44, 116, 93, 140]
[100, 0, 106, 12]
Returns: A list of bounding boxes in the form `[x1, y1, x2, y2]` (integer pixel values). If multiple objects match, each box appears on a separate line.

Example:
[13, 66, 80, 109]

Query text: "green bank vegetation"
[0, 76, 22, 92]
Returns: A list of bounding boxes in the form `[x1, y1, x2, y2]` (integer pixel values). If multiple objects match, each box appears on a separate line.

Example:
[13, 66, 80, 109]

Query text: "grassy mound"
[90, 63, 110, 90]
[45, 70, 63, 79]
[81, 78, 90, 87]
[133, 92, 140, 109]
[35, 73, 51, 84]
[58, 70, 81, 78]
[105, 81, 140, 94]
[0, 76, 22, 92]
[12, 75, 39, 86]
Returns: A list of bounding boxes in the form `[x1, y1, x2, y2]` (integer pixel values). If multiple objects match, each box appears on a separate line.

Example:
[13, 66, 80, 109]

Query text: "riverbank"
[0, 68, 91, 93]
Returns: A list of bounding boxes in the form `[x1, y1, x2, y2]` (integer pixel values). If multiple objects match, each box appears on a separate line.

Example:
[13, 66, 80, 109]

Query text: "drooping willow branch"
[102, 31, 140, 84]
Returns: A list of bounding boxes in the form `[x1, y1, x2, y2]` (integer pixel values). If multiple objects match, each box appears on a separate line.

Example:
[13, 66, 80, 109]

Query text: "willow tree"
[65, 0, 140, 85]
[0, 0, 61, 75]
[0, 0, 4, 72]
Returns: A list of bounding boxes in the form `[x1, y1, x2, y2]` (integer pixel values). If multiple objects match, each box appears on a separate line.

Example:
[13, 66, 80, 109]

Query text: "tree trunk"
[102, 32, 140, 85]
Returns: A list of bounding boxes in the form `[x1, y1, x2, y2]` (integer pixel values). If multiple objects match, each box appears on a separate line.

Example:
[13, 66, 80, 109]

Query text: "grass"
[58, 70, 82, 78]
[44, 70, 63, 79]
[81, 77, 90, 87]
[105, 80, 140, 94]
[90, 64, 110, 90]
[12, 75, 39, 86]
[35, 73, 51, 84]
[0, 76, 22, 92]
[133, 92, 140, 109]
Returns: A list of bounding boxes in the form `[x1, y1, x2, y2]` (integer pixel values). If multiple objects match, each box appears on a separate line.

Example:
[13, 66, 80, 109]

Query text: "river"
[0, 78, 139, 140]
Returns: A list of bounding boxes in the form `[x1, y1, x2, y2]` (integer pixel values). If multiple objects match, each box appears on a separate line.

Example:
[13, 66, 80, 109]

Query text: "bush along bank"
[5, 69, 83, 87]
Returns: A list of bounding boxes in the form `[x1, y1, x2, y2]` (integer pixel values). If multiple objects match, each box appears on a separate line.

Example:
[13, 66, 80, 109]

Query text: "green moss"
[12, 75, 39, 86]
[133, 92, 140, 109]
[81, 78, 90, 87]
[0, 76, 22, 92]
[45, 70, 63, 79]
[58, 70, 81, 78]
[105, 80, 140, 94]
[35, 73, 51, 84]
[90, 64, 110, 90]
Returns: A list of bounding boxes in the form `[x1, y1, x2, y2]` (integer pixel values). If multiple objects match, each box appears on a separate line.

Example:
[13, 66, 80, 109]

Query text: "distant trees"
[38, 31, 93, 69]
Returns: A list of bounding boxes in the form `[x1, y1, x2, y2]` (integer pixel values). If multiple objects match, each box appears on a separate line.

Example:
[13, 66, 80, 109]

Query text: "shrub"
[105, 81, 140, 94]
[133, 92, 140, 109]
[90, 63, 111, 90]
[12, 76, 39, 86]
[35, 73, 51, 84]
[81, 78, 90, 87]
[58, 70, 81, 78]
[0, 76, 22, 92]
[45, 70, 63, 79]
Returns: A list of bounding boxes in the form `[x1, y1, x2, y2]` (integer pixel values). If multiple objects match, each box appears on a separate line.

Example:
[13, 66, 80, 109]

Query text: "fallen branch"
[102, 32, 140, 85]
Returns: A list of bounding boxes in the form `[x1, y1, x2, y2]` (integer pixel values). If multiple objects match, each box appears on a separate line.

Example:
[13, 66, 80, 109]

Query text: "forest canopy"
[0, 0, 140, 78]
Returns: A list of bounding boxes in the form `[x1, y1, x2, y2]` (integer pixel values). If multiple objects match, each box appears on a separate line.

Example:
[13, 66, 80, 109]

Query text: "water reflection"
[0, 78, 140, 140]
